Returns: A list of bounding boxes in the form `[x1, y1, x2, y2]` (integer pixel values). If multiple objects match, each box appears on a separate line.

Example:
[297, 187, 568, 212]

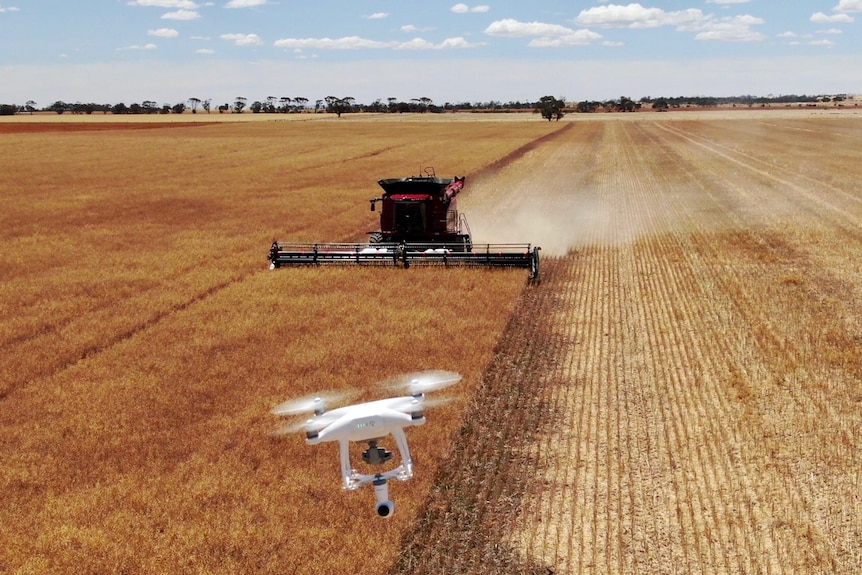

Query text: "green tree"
[325, 96, 354, 117]
[49, 101, 68, 114]
[536, 95, 565, 121]
[616, 96, 637, 112]
[652, 99, 669, 111]
[576, 100, 600, 113]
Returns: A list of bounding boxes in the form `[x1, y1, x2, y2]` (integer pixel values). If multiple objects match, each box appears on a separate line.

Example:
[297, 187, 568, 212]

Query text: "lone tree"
[325, 96, 355, 117]
[536, 95, 566, 121]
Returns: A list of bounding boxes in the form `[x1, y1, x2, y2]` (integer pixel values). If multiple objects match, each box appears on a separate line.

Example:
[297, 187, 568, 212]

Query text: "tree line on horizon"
[0, 93, 853, 117]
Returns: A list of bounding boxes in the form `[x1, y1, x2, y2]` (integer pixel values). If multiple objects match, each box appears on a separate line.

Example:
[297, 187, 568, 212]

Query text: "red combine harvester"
[268, 168, 540, 280]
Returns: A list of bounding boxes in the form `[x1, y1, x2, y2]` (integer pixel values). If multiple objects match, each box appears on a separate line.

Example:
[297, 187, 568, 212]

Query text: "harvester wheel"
[369, 232, 383, 244]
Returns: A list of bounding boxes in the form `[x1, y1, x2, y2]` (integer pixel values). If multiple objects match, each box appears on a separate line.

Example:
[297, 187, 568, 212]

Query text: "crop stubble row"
[395, 116, 862, 574]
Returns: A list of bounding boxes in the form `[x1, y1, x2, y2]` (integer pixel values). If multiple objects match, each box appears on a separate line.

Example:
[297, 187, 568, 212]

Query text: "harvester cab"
[370, 169, 471, 251]
[268, 168, 540, 280]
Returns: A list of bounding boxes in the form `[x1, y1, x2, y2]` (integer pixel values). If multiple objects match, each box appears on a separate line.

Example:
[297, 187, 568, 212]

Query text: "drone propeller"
[271, 411, 342, 436]
[382, 370, 462, 396]
[272, 390, 356, 417]
[389, 394, 453, 414]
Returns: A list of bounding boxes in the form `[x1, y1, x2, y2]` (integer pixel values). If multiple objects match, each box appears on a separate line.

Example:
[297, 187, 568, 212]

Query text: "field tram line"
[2, 225, 362, 401]
[0, 266, 250, 403]
[389, 256, 573, 575]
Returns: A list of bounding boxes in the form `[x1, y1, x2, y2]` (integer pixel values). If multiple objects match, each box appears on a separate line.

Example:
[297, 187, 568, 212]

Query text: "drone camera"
[376, 500, 395, 518]
[373, 477, 394, 518]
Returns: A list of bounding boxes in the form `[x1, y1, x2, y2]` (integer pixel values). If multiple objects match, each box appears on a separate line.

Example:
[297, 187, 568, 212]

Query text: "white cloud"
[835, 0, 862, 13]
[485, 19, 578, 38]
[575, 4, 706, 29]
[484, 19, 602, 47]
[574, 4, 764, 42]
[162, 9, 200, 19]
[706, 0, 751, 3]
[808, 39, 836, 46]
[401, 24, 418, 32]
[818, 28, 844, 34]
[195, 48, 215, 54]
[695, 15, 765, 42]
[273, 35, 481, 51]
[451, 3, 489, 14]
[528, 30, 603, 47]
[811, 11, 854, 23]
[220, 33, 263, 46]
[367, 12, 388, 19]
[398, 37, 482, 49]
[777, 31, 798, 38]
[602, 40, 624, 47]
[0, 5, 21, 12]
[118, 43, 158, 51]
[148, 27, 179, 38]
[225, 0, 266, 7]
[274, 36, 392, 50]
[128, 0, 198, 7]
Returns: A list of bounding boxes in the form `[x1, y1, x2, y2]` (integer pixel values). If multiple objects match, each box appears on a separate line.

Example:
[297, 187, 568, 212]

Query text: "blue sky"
[1, 1, 860, 106]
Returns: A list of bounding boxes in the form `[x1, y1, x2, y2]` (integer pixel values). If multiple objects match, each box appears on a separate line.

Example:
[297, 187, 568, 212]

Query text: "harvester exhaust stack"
[268, 169, 541, 280]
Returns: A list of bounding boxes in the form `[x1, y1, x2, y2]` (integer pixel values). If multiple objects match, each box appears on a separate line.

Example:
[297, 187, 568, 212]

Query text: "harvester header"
[268, 168, 540, 279]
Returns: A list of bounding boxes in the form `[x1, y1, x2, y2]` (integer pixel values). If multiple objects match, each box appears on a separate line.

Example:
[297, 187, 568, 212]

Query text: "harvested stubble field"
[2, 110, 862, 574]
[396, 112, 862, 574]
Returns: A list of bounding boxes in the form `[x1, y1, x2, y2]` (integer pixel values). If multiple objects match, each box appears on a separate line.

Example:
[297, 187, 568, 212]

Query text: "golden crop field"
[2, 109, 862, 574]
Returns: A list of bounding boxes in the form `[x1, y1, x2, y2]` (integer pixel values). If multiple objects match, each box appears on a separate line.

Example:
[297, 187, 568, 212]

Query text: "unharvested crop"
[0, 119, 549, 574]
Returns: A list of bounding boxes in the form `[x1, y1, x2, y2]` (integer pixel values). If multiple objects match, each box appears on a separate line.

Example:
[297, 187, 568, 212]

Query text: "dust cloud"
[462, 183, 649, 256]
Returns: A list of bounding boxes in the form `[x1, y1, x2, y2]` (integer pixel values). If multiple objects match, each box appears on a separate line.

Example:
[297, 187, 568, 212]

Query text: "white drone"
[272, 369, 462, 518]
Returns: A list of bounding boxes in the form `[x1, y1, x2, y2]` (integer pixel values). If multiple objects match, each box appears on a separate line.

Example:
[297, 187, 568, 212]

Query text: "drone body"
[273, 370, 461, 518]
